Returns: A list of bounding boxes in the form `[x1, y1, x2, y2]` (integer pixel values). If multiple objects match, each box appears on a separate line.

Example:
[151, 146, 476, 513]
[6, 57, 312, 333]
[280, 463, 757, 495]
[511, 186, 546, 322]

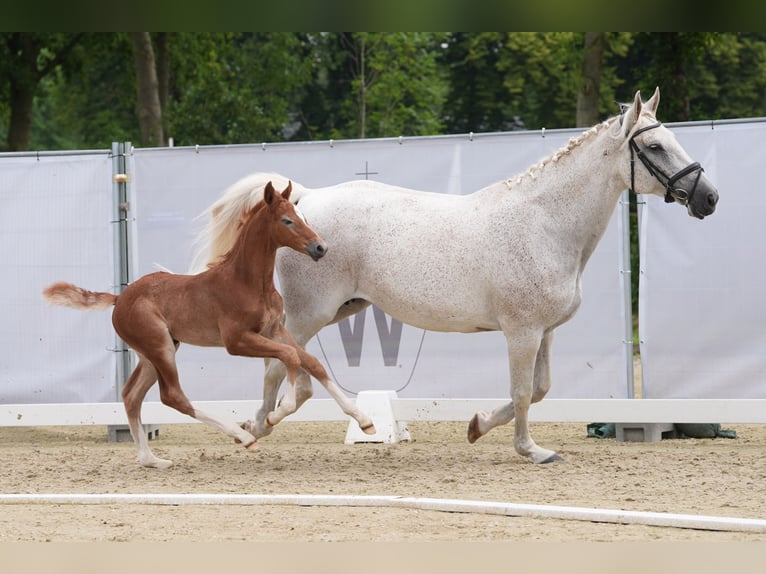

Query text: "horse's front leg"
[266, 324, 375, 435]
[224, 328, 303, 429]
[293, 344, 376, 435]
[507, 330, 561, 463]
[468, 331, 552, 442]
[243, 360, 315, 438]
[468, 329, 561, 464]
[531, 331, 553, 403]
[241, 357, 285, 439]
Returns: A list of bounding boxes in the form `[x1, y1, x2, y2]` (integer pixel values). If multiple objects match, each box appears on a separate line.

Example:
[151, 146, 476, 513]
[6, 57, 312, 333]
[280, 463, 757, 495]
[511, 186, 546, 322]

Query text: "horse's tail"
[189, 172, 309, 274]
[43, 282, 117, 310]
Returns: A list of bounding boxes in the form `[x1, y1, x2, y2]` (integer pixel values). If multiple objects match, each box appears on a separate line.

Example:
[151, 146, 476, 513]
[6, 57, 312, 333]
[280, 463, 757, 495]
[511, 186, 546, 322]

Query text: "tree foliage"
[167, 33, 313, 146]
[31, 34, 136, 150]
[0, 33, 84, 150]
[3, 32, 766, 152]
[292, 32, 447, 141]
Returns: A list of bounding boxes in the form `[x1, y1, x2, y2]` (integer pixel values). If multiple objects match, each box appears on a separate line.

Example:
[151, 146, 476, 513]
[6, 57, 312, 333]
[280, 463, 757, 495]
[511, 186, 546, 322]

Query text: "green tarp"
[587, 422, 737, 439]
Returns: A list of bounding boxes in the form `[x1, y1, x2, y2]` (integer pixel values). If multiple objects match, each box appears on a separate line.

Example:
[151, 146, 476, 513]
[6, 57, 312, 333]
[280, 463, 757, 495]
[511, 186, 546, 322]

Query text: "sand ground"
[1, 415, 764, 542]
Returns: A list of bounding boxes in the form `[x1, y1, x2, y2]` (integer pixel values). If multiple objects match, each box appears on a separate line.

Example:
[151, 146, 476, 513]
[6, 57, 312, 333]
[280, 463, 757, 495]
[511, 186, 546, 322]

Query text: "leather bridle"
[628, 121, 704, 204]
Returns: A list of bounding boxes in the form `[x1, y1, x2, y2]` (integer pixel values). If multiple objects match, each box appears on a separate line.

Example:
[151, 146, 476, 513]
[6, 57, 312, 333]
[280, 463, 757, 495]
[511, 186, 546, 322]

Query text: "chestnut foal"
[44, 181, 375, 468]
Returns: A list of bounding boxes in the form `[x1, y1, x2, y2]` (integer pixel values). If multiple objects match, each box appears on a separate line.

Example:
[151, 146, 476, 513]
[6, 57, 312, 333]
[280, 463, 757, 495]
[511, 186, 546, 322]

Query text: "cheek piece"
[628, 122, 703, 205]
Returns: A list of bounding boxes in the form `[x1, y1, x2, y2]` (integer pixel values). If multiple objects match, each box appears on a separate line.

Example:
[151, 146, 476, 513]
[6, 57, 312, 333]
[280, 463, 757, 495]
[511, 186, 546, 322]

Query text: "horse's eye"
[281, 217, 294, 226]
[648, 143, 663, 151]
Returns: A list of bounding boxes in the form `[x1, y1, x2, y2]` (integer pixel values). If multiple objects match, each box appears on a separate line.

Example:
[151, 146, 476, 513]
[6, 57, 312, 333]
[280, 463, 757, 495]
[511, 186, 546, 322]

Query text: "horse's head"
[264, 180, 327, 261]
[620, 87, 719, 219]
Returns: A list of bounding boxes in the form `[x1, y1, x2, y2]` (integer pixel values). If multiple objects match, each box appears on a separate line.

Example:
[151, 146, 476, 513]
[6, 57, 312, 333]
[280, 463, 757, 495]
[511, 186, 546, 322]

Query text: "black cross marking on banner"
[355, 161, 379, 180]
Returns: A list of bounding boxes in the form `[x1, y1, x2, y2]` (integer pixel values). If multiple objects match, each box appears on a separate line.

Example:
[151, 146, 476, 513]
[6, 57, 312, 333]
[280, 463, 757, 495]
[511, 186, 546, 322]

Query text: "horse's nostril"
[307, 241, 327, 260]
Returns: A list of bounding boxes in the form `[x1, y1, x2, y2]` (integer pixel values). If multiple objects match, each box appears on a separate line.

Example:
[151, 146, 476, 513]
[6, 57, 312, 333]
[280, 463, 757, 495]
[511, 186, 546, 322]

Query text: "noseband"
[628, 121, 704, 204]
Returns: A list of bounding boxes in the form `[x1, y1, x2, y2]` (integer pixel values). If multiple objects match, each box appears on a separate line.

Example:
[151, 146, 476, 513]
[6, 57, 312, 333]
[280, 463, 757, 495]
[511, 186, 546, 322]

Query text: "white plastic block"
[344, 390, 411, 444]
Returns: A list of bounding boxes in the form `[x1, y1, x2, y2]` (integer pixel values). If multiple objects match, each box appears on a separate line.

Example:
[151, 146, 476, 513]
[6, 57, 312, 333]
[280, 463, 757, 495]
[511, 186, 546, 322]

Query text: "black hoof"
[540, 453, 564, 464]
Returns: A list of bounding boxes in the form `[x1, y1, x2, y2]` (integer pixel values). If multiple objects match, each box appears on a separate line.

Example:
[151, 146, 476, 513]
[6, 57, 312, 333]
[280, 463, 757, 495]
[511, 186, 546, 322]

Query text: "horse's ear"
[622, 90, 644, 136]
[264, 181, 275, 205]
[282, 181, 292, 201]
[644, 86, 660, 115]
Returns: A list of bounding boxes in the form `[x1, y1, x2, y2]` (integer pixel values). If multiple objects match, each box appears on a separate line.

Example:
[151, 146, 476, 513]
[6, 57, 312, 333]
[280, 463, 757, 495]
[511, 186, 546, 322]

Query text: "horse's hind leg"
[122, 357, 172, 469]
[155, 364, 258, 453]
[138, 336, 258, 459]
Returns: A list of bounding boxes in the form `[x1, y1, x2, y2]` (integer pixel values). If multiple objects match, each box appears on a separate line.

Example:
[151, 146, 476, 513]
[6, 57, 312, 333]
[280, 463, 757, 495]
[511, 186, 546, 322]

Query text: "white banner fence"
[2, 119, 765, 427]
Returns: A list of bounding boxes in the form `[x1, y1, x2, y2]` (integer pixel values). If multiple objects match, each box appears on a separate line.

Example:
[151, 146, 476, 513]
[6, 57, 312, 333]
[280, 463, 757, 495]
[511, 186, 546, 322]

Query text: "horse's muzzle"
[306, 240, 328, 261]
[688, 177, 719, 220]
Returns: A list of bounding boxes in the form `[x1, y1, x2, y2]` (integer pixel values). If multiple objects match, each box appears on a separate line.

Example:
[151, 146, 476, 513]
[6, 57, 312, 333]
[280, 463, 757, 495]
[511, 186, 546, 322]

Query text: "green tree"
[32, 33, 315, 149]
[31, 34, 136, 151]
[689, 32, 766, 120]
[131, 32, 165, 147]
[16, 32, 766, 153]
[0, 33, 83, 151]
[287, 33, 349, 141]
[616, 32, 716, 122]
[294, 32, 447, 140]
[166, 33, 312, 146]
[441, 32, 523, 133]
[441, 32, 589, 132]
[442, 32, 634, 133]
[351, 32, 447, 138]
[576, 32, 605, 128]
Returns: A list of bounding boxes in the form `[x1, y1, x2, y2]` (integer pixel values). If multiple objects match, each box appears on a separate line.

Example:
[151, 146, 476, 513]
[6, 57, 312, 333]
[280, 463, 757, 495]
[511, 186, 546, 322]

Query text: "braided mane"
[504, 116, 619, 189]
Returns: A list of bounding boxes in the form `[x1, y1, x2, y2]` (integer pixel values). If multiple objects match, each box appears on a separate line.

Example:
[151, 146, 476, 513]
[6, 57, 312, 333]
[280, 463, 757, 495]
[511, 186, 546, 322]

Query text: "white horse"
[193, 88, 718, 464]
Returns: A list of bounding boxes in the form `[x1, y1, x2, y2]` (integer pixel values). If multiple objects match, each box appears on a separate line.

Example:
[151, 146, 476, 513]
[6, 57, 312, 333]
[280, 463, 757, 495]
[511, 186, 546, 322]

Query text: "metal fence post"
[111, 142, 131, 392]
[107, 142, 159, 442]
[619, 188, 636, 398]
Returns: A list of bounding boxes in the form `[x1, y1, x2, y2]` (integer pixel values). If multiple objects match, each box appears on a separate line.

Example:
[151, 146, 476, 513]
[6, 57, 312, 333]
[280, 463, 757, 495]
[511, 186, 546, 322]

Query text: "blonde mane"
[213, 199, 268, 268]
[190, 173, 303, 274]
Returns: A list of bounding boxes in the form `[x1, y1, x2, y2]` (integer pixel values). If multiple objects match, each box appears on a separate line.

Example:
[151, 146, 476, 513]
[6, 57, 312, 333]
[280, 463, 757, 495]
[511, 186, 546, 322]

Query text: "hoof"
[140, 457, 173, 469]
[234, 420, 258, 443]
[244, 439, 259, 452]
[467, 415, 482, 444]
[361, 423, 376, 435]
[540, 453, 564, 464]
[234, 421, 246, 443]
